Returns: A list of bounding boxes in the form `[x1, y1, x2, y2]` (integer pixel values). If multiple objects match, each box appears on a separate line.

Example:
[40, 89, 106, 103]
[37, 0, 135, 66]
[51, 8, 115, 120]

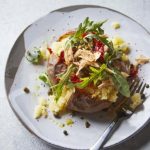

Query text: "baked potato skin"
[47, 31, 112, 113]
[67, 89, 112, 113]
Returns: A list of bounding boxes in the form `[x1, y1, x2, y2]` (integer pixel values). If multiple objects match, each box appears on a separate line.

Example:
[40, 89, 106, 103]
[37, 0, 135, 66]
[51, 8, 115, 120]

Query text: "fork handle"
[90, 119, 118, 150]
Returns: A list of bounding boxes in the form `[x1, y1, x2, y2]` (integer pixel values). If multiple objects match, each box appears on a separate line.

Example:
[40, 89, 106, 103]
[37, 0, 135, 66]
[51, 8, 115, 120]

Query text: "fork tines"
[130, 79, 147, 96]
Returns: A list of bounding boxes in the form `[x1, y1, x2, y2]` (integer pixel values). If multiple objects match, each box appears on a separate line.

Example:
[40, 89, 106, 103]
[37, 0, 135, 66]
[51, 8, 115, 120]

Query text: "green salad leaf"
[112, 69, 130, 97]
[99, 36, 114, 52]
[69, 17, 107, 44]
[53, 64, 74, 102]
[39, 73, 51, 86]
[76, 64, 107, 88]
[76, 64, 130, 98]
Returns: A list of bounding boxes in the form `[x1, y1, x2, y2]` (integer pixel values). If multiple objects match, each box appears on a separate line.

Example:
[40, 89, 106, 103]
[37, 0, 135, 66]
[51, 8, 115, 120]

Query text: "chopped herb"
[112, 69, 130, 97]
[23, 87, 30, 93]
[63, 130, 69, 136]
[85, 121, 91, 128]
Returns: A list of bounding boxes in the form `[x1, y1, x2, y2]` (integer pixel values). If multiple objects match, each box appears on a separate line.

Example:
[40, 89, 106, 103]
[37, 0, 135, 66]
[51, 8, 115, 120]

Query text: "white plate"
[5, 5, 150, 150]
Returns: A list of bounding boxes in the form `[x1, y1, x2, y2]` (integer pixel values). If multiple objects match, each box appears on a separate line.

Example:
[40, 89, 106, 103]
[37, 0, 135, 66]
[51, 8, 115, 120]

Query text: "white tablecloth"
[0, 0, 150, 149]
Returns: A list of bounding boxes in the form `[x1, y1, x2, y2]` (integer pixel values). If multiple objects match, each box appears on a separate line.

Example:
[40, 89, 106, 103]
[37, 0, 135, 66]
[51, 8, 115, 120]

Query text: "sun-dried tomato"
[82, 32, 88, 38]
[47, 47, 53, 54]
[130, 64, 138, 77]
[58, 51, 65, 64]
[93, 39, 104, 62]
[70, 74, 82, 83]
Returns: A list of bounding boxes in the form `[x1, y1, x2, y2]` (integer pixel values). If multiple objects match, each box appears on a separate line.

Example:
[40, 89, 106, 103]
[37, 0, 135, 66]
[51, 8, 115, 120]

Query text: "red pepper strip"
[93, 39, 104, 62]
[70, 74, 82, 83]
[130, 64, 138, 78]
[58, 51, 65, 64]
[47, 47, 53, 54]
[82, 32, 88, 38]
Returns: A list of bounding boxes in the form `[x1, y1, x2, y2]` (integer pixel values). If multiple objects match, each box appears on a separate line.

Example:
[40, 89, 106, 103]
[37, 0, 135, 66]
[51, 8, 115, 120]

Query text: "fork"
[90, 79, 147, 150]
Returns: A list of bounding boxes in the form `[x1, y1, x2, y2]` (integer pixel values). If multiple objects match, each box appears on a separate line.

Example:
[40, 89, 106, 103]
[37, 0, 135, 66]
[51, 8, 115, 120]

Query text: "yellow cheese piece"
[49, 87, 75, 114]
[39, 97, 48, 106]
[92, 86, 118, 102]
[130, 93, 142, 110]
[34, 97, 49, 119]
[112, 36, 129, 53]
[122, 53, 129, 62]
[51, 38, 68, 56]
[40, 42, 50, 60]
[34, 105, 43, 119]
